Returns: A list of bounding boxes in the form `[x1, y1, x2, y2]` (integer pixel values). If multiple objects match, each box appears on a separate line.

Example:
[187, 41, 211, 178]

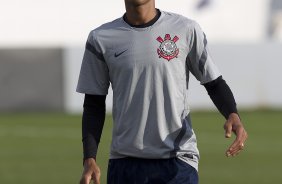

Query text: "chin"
[125, 0, 152, 6]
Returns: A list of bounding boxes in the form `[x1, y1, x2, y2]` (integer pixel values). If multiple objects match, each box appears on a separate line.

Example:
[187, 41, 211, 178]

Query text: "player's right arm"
[77, 30, 110, 184]
[79, 94, 106, 184]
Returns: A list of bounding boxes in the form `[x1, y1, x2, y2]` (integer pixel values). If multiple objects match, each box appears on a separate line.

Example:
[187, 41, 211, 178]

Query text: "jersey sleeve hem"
[76, 87, 108, 96]
[200, 72, 221, 85]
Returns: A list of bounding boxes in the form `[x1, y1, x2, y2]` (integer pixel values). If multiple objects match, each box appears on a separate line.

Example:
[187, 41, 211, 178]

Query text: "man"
[77, 0, 248, 183]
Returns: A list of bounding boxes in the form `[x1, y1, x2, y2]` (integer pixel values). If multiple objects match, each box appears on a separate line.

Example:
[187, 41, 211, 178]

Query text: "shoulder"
[160, 10, 199, 29]
[88, 17, 124, 42]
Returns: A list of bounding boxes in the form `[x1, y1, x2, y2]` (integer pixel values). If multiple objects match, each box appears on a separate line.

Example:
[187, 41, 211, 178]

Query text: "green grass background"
[0, 110, 281, 184]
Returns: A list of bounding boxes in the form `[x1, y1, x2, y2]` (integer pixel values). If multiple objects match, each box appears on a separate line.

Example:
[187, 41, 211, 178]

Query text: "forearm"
[204, 76, 238, 119]
[82, 94, 106, 162]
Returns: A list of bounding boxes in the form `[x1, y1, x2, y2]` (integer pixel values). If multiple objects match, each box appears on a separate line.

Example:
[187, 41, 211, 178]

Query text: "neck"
[125, 1, 156, 26]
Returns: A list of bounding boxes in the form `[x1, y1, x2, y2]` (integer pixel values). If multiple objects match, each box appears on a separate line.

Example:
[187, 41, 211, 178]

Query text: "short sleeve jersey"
[77, 10, 221, 171]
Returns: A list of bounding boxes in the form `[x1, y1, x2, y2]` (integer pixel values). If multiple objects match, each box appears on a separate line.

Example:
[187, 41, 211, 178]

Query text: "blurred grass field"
[0, 110, 282, 184]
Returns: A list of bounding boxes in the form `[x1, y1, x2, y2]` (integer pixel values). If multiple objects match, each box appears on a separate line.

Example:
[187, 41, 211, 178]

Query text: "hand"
[224, 113, 248, 157]
[79, 158, 101, 184]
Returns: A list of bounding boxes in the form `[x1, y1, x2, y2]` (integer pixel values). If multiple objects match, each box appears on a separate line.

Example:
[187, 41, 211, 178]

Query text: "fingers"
[93, 172, 101, 184]
[80, 174, 100, 184]
[224, 114, 248, 157]
[80, 168, 93, 184]
[226, 128, 248, 157]
[79, 159, 101, 184]
[93, 178, 100, 184]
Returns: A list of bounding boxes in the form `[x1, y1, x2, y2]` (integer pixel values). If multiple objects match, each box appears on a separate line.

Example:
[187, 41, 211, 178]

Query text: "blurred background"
[0, 0, 282, 183]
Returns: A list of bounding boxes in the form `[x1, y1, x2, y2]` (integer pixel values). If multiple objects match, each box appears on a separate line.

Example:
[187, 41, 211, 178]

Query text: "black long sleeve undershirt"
[82, 94, 106, 162]
[203, 76, 238, 119]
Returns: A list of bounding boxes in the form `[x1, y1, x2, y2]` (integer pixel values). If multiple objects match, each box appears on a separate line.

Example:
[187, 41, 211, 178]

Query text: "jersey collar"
[123, 9, 161, 28]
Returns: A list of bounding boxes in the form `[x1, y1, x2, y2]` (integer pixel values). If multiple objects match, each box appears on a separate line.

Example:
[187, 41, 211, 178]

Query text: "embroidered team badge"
[156, 34, 179, 61]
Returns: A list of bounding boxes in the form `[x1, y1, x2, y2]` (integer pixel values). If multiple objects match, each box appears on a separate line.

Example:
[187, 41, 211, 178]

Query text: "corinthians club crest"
[157, 34, 179, 61]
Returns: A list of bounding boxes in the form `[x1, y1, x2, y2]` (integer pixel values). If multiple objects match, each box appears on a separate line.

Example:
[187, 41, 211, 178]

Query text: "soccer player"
[77, 0, 248, 183]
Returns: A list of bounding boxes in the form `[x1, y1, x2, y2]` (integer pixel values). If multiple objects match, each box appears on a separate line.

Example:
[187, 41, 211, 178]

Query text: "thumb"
[224, 122, 232, 138]
[85, 176, 92, 184]
[80, 174, 91, 184]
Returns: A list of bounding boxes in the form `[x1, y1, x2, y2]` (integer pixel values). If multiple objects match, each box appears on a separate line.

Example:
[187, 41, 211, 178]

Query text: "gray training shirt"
[77, 10, 221, 171]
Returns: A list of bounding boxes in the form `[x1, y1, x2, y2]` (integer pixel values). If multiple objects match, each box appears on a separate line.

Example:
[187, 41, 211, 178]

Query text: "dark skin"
[124, 0, 156, 26]
[79, 0, 248, 183]
[225, 113, 248, 157]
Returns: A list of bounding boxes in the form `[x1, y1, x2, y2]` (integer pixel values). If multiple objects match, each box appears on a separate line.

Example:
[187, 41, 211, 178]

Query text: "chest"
[103, 31, 190, 77]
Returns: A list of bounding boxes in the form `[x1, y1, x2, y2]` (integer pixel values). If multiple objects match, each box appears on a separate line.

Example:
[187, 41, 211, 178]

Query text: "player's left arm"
[203, 76, 248, 157]
[186, 21, 248, 156]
